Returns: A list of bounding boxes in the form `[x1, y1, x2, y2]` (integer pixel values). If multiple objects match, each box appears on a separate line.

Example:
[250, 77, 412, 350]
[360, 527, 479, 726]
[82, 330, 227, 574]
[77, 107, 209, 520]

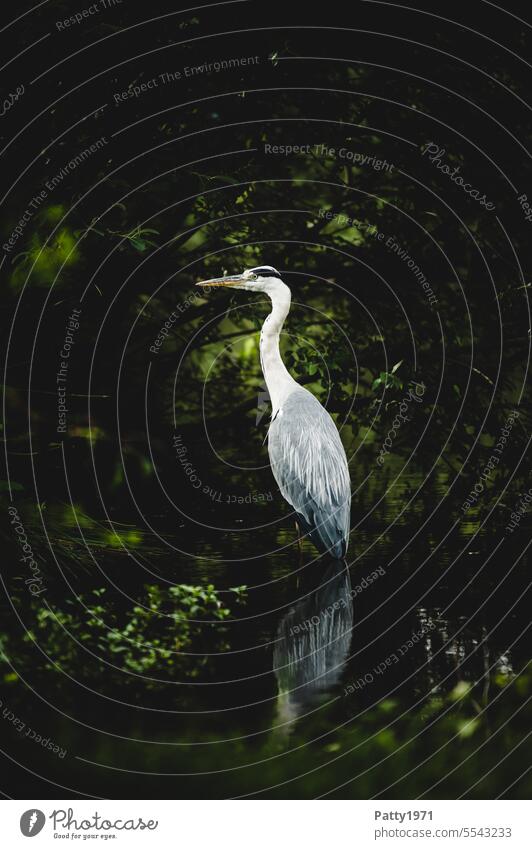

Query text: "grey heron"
[197, 265, 351, 559]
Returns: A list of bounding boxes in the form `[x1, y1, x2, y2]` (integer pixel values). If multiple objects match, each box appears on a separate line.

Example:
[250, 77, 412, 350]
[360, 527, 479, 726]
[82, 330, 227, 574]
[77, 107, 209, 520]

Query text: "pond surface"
[3, 447, 529, 799]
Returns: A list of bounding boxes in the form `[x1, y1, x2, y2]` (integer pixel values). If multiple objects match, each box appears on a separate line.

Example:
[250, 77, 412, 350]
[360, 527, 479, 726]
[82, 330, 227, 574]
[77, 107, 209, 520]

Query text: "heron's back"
[268, 388, 351, 558]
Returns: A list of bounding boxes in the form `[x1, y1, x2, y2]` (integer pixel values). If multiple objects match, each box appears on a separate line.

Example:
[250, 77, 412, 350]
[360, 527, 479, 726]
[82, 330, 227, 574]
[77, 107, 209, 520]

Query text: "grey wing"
[268, 389, 351, 558]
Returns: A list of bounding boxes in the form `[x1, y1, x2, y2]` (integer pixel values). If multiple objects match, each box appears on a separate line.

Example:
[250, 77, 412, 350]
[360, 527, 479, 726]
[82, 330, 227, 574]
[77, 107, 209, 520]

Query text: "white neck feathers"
[259, 282, 299, 415]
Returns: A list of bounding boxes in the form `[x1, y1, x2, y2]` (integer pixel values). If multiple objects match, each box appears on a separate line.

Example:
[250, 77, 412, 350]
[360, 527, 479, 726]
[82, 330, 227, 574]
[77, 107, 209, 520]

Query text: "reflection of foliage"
[42, 662, 527, 799]
[263, 666, 531, 798]
[4, 584, 246, 690]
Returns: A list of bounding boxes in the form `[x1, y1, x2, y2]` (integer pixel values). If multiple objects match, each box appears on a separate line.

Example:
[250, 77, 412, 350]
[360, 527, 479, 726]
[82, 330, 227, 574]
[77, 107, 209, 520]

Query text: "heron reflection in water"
[273, 560, 354, 731]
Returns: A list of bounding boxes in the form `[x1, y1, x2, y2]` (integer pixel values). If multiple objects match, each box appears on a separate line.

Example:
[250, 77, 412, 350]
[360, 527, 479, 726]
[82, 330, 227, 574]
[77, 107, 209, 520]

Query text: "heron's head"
[196, 265, 286, 294]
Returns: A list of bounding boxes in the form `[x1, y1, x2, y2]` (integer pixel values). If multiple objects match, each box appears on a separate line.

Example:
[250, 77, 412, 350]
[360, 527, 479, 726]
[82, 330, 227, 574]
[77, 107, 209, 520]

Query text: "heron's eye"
[248, 273, 258, 281]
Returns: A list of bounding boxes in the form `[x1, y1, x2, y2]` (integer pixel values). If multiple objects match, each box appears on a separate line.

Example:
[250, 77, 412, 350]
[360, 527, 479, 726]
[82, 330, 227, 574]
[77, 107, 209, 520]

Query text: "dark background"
[0, 0, 531, 799]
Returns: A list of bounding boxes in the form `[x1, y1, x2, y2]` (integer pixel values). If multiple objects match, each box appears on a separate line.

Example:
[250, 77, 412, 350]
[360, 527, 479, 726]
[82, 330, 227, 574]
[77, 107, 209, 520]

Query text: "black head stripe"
[250, 266, 282, 279]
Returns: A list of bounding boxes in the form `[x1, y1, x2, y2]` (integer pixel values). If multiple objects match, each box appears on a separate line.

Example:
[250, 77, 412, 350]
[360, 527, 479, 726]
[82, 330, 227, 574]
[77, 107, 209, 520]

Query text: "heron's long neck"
[260, 284, 298, 414]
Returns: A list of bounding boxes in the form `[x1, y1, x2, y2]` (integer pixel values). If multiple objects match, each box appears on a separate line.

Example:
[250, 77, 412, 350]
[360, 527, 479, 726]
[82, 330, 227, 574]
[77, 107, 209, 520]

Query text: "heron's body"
[198, 264, 351, 559]
[268, 388, 351, 558]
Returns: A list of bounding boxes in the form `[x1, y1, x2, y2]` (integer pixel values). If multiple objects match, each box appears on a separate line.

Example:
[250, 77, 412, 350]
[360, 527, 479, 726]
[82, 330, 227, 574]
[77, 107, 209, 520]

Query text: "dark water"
[2, 447, 530, 799]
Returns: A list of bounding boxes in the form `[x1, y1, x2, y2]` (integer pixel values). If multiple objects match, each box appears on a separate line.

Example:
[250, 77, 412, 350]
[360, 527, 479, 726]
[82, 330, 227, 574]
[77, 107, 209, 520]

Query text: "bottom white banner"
[1, 799, 529, 848]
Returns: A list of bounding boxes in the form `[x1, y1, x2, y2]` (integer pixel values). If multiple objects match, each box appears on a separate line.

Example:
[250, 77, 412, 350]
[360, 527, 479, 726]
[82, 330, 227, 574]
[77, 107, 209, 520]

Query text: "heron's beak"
[196, 274, 247, 288]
